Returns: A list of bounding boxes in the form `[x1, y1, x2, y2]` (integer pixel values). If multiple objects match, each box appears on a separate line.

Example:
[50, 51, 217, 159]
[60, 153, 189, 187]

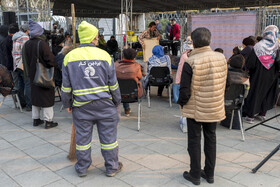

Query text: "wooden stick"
[72, 3, 76, 48]
[68, 123, 77, 161]
[68, 3, 77, 161]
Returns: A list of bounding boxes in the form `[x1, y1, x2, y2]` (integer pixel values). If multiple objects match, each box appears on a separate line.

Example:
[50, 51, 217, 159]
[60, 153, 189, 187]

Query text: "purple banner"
[191, 12, 257, 59]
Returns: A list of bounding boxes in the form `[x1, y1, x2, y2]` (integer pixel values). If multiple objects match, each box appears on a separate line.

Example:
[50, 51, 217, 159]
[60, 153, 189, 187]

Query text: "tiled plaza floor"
[1, 89, 280, 187]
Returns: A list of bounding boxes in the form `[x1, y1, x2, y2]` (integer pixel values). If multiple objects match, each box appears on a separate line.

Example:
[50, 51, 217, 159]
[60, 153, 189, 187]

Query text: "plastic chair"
[118, 79, 142, 131]
[225, 84, 246, 141]
[55, 86, 62, 102]
[0, 89, 23, 112]
[147, 67, 173, 108]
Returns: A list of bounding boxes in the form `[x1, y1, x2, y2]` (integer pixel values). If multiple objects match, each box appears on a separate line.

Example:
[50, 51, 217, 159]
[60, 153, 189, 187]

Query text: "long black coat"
[24, 38, 56, 107]
[243, 50, 279, 117]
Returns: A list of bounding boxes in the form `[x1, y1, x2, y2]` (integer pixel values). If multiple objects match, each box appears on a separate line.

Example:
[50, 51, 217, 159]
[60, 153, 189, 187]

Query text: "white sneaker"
[255, 115, 266, 121]
[243, 116, 254, 124]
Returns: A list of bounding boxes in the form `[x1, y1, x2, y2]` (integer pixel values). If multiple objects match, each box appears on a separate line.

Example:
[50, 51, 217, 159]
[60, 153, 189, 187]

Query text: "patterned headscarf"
[254, 25, 279, 69]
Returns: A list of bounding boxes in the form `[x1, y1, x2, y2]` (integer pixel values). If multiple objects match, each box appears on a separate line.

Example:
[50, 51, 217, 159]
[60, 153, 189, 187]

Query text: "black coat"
[107, 40, 118, 54]
[241, 45, 254, 61]
[243, 50, 279, 117]
[24, 37, 56, 107]
[5, 35, 13, 71]
[0, 25, 8, 68]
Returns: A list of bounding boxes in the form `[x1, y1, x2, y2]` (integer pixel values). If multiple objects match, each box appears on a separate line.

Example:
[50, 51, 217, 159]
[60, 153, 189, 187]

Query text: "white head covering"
[183, 36, 193, 51]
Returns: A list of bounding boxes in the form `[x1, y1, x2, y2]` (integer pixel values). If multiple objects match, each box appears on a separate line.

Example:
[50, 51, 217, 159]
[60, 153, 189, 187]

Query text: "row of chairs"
[118, 67, 247, 142]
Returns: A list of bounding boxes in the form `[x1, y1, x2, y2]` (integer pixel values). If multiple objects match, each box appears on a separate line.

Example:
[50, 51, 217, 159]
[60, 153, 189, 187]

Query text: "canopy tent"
[52, 0, 280, 18]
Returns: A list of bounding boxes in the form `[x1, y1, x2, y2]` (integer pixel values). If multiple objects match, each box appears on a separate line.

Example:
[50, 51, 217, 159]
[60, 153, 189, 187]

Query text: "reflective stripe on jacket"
[61, 43, 121, 108]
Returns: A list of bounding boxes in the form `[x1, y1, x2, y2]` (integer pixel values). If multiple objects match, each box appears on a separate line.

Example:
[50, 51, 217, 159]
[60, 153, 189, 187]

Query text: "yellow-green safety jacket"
[61, 43, 121, 108]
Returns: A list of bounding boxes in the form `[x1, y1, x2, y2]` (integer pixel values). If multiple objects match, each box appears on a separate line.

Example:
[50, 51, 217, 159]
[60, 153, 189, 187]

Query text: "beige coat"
[181, 46, 227, 122]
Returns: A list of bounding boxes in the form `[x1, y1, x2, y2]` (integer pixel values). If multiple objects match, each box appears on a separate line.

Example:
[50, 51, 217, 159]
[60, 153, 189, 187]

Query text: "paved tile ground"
[1, 88, 280, 187]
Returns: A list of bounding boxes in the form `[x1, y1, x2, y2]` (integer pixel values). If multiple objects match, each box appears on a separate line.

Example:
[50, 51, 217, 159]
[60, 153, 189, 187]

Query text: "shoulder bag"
[33, 40, 55, 88]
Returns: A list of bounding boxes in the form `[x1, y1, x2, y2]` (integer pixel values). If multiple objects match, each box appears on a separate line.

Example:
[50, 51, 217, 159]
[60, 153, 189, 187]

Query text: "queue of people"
[1, 17, 280, 186]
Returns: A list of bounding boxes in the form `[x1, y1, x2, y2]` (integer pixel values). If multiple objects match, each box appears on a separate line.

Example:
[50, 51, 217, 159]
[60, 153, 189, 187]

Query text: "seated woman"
[144, 45, 171, 96]
[221, 54, 249, 129]
[115, 48, 142, 116]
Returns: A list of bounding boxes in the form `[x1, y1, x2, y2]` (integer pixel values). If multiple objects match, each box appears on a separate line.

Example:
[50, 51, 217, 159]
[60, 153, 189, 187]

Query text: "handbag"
[33, 40, 55, 88]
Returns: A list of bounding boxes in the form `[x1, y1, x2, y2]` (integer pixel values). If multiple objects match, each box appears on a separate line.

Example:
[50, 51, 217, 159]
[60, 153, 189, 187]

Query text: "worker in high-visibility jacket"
[61, 21, 122, 177]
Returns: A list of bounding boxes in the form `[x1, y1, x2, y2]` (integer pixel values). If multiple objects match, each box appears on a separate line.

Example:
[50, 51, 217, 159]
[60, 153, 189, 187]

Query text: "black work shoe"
[183, 171, 200, 185]
[45, 121, 58, 129]
[201, 170, 214, 184]
[106, 162, 123, 177]
[33, 119, 44, 126]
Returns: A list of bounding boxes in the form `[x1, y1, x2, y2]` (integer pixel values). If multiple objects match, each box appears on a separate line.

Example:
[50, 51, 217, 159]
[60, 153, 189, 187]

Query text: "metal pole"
[120, 0, 124, 59]
[252, 144, 280, 173]
[16, 0, 20, 24]
[26, 0, 30, 21]
[130, 0, 133, 47]
[125, 0, 128, 48]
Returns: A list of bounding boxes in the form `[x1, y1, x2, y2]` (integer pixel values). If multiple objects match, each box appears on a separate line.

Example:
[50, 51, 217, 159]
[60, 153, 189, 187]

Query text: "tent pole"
[121, 0, 124, 59]
[130, 0, 133, 47]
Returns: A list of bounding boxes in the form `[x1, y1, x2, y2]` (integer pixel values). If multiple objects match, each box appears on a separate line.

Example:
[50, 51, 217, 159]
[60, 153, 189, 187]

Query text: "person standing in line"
[62, 21, 122, 177]
[178, 27, 227, 185]
[22, 20, 58, 128]
[170, 18, 180, 56]
[12, 24, 32, 111]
